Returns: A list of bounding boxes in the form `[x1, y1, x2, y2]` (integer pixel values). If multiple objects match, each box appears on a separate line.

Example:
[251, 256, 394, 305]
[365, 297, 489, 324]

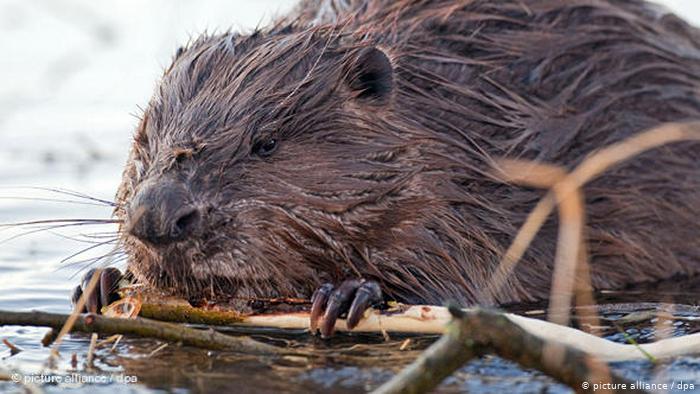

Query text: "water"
[1, 1, 700, 392]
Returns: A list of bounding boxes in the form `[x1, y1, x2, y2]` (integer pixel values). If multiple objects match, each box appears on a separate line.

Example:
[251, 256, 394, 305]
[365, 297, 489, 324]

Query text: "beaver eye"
[252, 138, 278, 157]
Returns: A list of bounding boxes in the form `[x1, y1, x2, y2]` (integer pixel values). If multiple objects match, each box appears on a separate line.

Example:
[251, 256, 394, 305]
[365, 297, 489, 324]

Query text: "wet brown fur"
[116, 0, 700, 306]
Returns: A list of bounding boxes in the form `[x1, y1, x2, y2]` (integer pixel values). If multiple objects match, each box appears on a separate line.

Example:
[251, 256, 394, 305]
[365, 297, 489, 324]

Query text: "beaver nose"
[127, 179, 201, 245]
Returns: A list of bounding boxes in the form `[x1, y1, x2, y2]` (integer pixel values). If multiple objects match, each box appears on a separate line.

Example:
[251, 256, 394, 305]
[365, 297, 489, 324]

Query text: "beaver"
[73, 0, 700, 337]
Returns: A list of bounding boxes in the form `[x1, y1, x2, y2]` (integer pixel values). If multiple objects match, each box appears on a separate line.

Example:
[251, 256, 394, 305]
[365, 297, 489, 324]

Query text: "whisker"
[62, 248, 127, 275]
[0, 196, 114, 207]
[0, 218, 121, 229]
[47, 230, 120, 245]
[77, 231, 123, 241]
[0, 186, 117, 207]
[59, 238, 121, 265]
[84, 230, 122, 237]
[0, 222, 120, 245]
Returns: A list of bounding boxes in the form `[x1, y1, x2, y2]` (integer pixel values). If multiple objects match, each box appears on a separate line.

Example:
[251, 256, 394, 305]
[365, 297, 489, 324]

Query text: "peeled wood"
[225, 308, 700, 361]
[371, 307, 649, 394]
[135, 294, 700, 362]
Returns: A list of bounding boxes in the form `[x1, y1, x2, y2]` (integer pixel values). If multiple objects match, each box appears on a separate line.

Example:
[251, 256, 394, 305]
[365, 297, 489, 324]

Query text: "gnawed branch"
[128, 293, 700, 362]
[4, 301, 699, 362]
[0, 309, 284, 355]
[371, 306, 649, 394]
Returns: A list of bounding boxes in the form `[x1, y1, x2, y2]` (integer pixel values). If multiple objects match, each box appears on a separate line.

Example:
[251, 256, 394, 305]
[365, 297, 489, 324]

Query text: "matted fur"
[116, 0, 700, 306]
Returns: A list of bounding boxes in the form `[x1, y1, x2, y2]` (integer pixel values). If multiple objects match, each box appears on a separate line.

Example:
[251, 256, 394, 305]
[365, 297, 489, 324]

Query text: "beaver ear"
[346, 47, 394, 105]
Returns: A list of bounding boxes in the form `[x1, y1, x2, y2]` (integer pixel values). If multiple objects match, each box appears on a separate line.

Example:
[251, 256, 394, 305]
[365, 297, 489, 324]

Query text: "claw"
[309, 279, 384, 338]
[320, 280, 362, 338]
[99, 267, 123, 308]
[73, 267, 124, 314]
[81, 268, 101, 313]
[346, 281, 382, 329]
[310, 283, 334, 332]
[70, 285, 84, 312]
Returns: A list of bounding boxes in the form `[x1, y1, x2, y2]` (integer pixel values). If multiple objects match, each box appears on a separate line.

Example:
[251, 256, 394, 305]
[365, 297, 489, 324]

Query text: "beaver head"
[115, 27, 445, 302]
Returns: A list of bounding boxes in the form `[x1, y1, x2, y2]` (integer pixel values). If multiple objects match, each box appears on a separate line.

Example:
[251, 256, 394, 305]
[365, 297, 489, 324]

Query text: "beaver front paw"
[309, 279, 382, 338]
[70, 267, 123, 313]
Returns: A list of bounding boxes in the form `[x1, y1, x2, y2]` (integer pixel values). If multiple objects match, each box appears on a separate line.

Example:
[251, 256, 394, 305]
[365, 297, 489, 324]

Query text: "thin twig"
[485, 121, 700, 300]
[86, 333, 98, 370]
[2, 339, 23, 355]
[48, 266, 102, 361]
